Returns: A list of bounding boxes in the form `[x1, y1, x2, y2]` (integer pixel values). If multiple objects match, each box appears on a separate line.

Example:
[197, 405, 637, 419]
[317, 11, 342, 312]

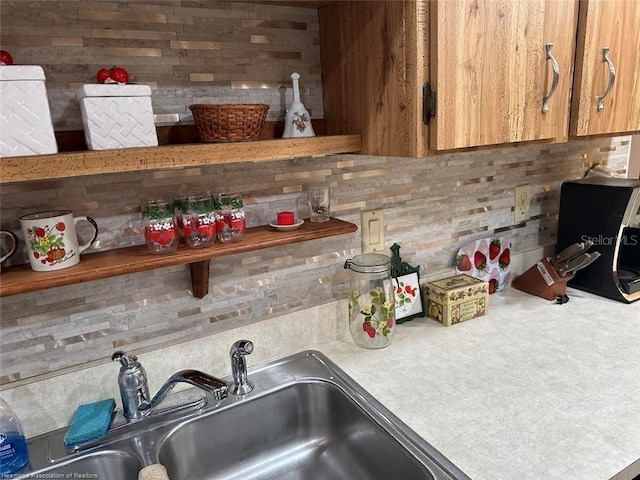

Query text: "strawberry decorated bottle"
[344, 253, 396, 349]
[142, 199, 179, 254]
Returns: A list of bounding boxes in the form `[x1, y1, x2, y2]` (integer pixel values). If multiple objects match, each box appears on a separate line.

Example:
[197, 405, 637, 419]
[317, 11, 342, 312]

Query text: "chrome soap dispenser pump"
[111, 351, 150, 421]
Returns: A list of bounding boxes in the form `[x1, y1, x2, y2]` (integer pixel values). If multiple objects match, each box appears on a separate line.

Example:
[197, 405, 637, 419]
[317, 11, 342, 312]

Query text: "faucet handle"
[111, 350, 139, 369]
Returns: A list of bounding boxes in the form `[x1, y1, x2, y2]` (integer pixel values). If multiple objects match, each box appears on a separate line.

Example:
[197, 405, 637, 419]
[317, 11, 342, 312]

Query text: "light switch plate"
[361, 210, 384, 253]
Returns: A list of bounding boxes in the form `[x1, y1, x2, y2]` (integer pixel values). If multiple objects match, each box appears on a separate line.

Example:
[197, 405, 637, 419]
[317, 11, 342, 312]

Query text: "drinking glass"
[142, 199, 179, 254]
[215, 194, 246, 243]
[183, 194, 216, 249]
[307, 187, 330, 222]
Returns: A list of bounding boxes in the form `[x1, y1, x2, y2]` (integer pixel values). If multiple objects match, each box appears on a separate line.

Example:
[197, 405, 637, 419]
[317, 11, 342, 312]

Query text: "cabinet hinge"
[423, 82, 436, 125]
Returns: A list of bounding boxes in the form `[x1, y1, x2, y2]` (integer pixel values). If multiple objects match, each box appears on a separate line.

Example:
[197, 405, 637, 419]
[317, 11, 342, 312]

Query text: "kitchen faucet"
[112, 351, 229, 422]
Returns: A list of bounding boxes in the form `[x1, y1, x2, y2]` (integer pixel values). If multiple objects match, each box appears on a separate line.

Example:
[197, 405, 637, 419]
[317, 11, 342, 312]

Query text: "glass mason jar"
[344, 253, 396, 349]
[182, 194, 216, 249]
[215, 193, 246, 243]
[142, 199, 179, 254]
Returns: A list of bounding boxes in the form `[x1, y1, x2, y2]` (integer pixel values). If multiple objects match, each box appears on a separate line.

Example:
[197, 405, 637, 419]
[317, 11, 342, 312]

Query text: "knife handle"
[552, 240, 594, 265]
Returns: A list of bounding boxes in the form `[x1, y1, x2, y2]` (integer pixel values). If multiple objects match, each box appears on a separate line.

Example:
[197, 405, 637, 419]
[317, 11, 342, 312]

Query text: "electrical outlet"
[361, 210, 384, 253]
[514, 184, 531, 223]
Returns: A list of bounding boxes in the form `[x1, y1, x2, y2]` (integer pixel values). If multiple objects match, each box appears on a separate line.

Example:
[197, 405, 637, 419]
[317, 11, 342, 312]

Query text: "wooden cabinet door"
[430, 0, 578, 150]
[571, 0, 640, 136]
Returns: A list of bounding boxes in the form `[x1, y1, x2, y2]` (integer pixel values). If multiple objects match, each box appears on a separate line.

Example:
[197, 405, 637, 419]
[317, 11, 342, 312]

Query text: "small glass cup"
[142, 199, 179, 254]
[183, 194, 216, 249]
[215, 193, 246, 243]
[307, 186, 330, 222]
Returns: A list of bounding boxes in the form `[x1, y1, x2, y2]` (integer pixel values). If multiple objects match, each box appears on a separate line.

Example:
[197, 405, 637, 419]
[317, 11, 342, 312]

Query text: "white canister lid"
[77, 83, 152, 99]
[0, 65, 46, 82]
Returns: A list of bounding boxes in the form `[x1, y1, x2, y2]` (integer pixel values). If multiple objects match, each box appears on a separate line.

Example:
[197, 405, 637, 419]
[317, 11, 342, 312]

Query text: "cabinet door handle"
[597, 46, 616, 111]
[542, 43, 559, 114]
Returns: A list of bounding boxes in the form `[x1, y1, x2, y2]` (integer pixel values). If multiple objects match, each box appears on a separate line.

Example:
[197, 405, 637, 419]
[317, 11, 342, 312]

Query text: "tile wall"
[0, 1, 632, 386]
[0, 0, 323, 129]
[0, 138, 631, 385]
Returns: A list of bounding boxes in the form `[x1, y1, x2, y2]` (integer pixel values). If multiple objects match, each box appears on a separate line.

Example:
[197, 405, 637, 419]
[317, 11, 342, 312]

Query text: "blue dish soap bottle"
[0, 397, 29, 474]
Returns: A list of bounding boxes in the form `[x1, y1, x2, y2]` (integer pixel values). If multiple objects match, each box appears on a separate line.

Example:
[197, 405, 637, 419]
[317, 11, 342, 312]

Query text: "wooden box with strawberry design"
[425, 274, 489, 327]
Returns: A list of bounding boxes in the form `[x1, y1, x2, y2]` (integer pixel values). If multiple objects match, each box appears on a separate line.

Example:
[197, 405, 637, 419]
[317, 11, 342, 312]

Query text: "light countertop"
[5, 285, 639, 480]
[314, 287, 640, 480]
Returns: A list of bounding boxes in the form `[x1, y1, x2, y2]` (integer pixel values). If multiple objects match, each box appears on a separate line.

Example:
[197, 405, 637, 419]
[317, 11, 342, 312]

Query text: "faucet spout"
[140, 369, 228, 413]
[113, 351, 228, 422]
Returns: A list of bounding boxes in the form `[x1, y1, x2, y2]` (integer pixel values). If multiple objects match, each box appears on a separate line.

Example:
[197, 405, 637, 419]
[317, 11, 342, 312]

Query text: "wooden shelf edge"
[0, 218, 358, 297]
[0, 134, 362, 184]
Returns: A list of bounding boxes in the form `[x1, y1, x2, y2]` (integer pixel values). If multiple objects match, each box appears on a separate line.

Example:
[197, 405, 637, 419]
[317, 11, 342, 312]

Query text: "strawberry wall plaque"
[390, 243, 423, 323]
[455, 237, 512, 294]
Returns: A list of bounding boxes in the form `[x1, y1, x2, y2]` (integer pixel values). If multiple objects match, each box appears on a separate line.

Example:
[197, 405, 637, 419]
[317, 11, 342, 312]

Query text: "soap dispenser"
[282, 72, 315, 138]
[0, 397, 29, 474]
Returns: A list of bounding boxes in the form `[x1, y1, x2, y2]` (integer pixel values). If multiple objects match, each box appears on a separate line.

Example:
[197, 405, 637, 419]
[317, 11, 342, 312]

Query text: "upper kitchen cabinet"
[319, 0, 579, 156]
[431, 0, 578, 150]
[570, 0, 640, 137]
[320, 1, 427, 157]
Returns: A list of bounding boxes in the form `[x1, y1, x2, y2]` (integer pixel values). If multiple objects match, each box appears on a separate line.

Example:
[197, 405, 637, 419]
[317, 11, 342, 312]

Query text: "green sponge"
[63, 398, 115, 449]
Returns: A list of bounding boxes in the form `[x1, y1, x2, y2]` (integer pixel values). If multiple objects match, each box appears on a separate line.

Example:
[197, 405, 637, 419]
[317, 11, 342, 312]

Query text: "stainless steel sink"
[24, 350, 470, 480]
[160, 381, 436, 480]
[23, 450, 142, 478]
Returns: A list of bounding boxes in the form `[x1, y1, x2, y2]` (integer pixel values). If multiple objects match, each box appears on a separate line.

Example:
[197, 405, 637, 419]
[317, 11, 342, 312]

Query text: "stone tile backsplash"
[0, 137, 631, 385]
[0, 1, 633, 386]
[0, 0, 323, 130]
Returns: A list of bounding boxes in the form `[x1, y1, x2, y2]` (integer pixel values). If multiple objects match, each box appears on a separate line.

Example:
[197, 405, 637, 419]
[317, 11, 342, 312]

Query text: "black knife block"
[512, 257, 574, 301]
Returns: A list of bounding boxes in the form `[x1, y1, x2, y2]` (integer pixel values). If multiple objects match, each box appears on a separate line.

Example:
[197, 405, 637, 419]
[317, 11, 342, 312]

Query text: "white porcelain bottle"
[0, 397, 29, 474]
[283, 72, 315, 138]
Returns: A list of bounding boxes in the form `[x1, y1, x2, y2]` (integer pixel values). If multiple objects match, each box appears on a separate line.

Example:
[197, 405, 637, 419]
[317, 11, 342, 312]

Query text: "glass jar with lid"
[344, 253, 396, 349]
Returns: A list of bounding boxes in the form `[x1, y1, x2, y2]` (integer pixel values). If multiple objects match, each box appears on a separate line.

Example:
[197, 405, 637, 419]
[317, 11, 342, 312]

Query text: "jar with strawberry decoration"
[215, 194, 246, 243]
[344, 253, 396, 349]
[142, 199, 179, 254]
[183, 194, 216, 249]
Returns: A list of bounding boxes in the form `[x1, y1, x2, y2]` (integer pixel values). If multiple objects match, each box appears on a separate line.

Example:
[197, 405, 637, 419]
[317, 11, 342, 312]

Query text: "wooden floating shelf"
[0, 218, 358, 298]
[0, 134, 361, 184]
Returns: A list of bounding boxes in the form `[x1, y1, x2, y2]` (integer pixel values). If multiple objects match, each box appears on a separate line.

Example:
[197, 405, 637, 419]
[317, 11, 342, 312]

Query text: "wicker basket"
[189, 103, 269, 142]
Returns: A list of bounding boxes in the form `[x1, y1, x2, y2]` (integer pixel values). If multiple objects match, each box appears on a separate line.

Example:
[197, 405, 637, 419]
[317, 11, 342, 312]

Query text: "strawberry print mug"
[19, 210, 98, 272]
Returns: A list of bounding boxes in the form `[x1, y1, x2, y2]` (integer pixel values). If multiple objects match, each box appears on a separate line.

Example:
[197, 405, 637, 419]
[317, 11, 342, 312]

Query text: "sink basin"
[157, 351, 469, 480]
[24, 350, 469, 480]
[159, 381, 433, 480]
[23, 450, 142, 478]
